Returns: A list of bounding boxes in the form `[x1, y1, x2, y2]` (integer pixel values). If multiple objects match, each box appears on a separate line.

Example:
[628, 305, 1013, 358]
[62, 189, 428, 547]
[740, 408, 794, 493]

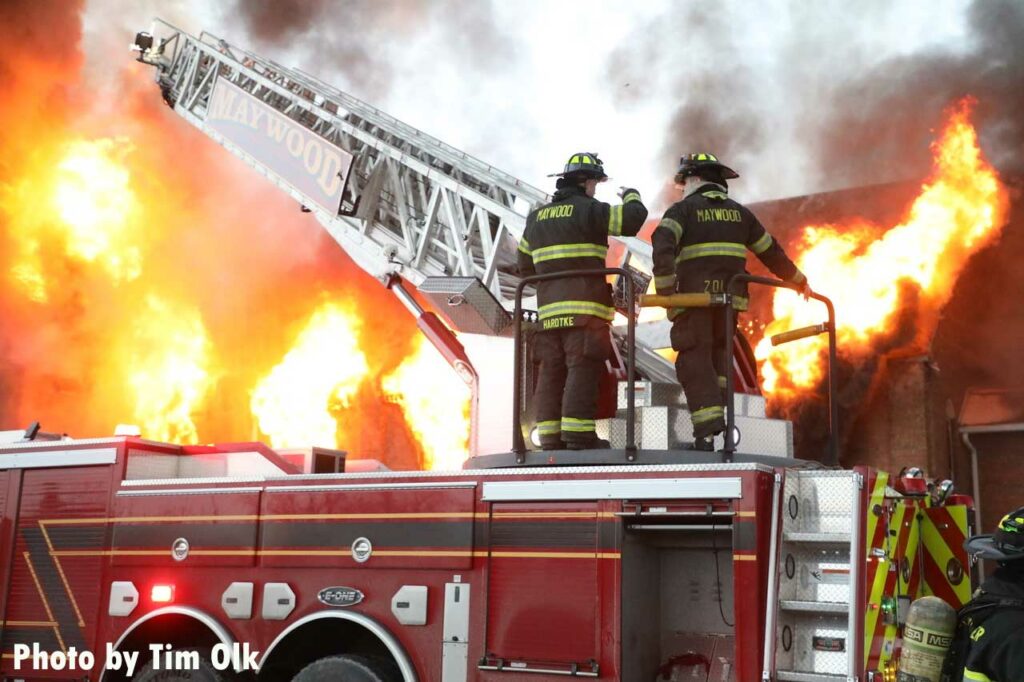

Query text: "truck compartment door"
[481, 501, 607, 676]
[112, 486, 262, 567]
[258, 483, 477, 569]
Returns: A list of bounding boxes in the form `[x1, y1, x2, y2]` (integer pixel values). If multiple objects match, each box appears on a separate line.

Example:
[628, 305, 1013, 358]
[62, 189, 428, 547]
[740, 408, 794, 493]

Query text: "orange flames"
[127, 294, 215, 444]
[383, 336, 471, 470]
[251, 301, 370, 449]
[0, 4, 469, 468]
[2, 136, 216, 443]
[250, 302, 471, 468]
[756, 99, 1010, 399]
[8, 139, 142, 302]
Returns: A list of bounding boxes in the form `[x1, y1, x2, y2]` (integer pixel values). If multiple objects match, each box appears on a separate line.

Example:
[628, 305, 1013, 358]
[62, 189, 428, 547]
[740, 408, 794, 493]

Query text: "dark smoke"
[811, 0, 1024, 185]
[604, 5, 767, 205]
[224, 0, 513, 99]
[606, 0, 1024, 199]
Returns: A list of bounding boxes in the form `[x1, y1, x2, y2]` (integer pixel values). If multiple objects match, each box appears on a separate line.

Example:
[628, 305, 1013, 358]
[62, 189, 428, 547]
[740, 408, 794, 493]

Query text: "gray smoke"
[604, 4, 768, 204]
[810, 0, 1024, 186]
[222, 0, 513, 100]
[606, 0, 1023, 201]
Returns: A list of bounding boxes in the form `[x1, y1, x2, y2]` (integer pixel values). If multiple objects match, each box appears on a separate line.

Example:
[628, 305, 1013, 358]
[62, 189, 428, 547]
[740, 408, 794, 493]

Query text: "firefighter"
[518, 153, 647, 450]
[943, 508, 1024, 681]
[651, 153, 810, 450]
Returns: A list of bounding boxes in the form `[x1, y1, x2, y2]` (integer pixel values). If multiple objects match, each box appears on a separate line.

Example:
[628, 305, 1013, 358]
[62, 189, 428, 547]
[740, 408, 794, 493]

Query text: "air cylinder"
[896, 596, 957, 682]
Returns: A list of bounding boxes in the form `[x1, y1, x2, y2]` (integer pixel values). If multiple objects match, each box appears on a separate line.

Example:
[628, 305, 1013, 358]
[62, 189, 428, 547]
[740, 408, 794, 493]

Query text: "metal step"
[783, 531, 852, 543]
[782, 471, 860, 535]
[779, 600, 849, 614]
[600, 405, 793, 457]
[616, 381, 684, 409]
[776, 671, 847, 682]
[615, 381, 767, 417]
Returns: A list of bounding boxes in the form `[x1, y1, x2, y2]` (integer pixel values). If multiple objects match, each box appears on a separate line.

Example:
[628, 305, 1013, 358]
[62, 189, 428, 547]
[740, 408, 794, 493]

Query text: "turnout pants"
[671, 308, 734, 440]
[532, 319, 611, 446]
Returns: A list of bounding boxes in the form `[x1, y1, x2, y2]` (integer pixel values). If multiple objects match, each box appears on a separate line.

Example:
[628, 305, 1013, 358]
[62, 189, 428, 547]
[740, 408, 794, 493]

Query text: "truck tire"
[131, 649, 224, 681]
[291, 655, 395, 682]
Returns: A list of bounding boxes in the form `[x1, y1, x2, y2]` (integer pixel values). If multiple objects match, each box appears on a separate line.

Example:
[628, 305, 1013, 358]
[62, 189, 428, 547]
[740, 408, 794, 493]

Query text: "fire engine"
[0, 21, 977, 682]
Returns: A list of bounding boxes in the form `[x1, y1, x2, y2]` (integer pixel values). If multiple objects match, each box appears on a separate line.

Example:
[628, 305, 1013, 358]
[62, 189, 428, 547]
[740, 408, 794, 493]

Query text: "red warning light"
[151, 584, 175, 603]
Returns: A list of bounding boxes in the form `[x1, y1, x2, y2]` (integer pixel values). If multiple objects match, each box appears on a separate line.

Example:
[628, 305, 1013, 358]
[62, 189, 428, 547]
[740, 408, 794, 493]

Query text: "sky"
[79, 0, 986, 209]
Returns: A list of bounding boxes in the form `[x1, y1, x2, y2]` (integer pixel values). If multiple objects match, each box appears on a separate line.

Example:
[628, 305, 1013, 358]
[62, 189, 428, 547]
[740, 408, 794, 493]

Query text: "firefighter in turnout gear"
[651, 153, 810, 449]
[518, 153, 648, 449]
[943, 508, 1024, 681]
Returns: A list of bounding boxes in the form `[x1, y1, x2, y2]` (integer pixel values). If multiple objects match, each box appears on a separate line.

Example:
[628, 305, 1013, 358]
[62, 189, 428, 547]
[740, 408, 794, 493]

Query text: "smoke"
[604, 5, 768, 206]
[605, 0, 1021, 202]
[810, 0, 1024, 186]
[222, 0, 513, 100]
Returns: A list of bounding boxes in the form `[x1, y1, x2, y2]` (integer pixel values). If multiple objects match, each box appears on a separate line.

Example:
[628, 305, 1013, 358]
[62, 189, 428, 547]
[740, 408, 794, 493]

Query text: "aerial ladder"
[132, 21, 794, 457]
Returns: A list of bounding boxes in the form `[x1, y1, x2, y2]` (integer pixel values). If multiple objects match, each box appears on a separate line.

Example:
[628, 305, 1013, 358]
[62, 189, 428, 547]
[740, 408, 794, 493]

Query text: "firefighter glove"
[618, 186, 641, 201]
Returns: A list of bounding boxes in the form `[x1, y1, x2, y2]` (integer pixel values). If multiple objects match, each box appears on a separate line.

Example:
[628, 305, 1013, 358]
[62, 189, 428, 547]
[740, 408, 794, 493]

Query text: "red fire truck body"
[0, 435, 972, 681]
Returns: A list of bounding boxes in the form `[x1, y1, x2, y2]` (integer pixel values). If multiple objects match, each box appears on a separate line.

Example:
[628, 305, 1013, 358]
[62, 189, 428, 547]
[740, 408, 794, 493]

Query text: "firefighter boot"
[686, 436, 716, 452]
[565, 436, 611, 450]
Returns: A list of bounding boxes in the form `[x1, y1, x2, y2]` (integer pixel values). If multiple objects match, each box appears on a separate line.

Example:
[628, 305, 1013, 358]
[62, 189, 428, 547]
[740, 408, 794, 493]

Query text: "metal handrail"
[511, 269, 637, 463]
[723, 274, 838, 465]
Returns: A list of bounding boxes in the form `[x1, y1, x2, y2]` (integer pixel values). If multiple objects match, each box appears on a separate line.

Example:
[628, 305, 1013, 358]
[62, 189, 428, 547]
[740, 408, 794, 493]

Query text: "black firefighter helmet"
[675, 152, 739, 184]
[965, 507, 1024, 563]
[548, 152, 608, 181]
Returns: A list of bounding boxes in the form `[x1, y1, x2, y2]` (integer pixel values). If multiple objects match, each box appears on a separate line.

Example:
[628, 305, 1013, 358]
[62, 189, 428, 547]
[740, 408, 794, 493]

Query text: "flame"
[5, 139, 141, 302]
[250, 301, 370, 448]
[756, 99, 1010, 399]
[382, 336, 470, 470]
[52, 139, 142, 280]
[127, 294, 216, 443]
[1, 3, 469, 465]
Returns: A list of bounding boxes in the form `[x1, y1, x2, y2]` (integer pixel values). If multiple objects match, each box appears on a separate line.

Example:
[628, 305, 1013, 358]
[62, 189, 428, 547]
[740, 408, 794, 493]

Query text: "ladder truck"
[0, 22, 976, 682]
[127, 19, 789, 459]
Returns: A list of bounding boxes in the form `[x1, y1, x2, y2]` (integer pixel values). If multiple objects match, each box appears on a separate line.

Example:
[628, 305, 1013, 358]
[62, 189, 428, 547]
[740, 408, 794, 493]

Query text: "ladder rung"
[783, 531, 851, 543]
[779, 600, 849, 613]
[776, 672, 847, 682]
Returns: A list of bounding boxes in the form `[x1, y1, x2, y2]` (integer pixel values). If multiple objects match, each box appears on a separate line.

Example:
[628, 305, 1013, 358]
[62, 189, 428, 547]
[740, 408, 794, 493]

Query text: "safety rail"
[725, 275, 837, 465]
[511, 269, 638, 463]
[640, 276, 838, 465]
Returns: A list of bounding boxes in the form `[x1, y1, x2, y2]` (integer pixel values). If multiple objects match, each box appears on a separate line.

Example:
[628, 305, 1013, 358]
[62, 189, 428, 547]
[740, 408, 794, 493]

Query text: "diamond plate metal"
[418, 276, 512, 335]
[783, 471, 857, 534]
[617, 381, 684, 409]
[775, 612, 849, 676]
[776, 671, 846, 681]
[733, 393, 767, 418]
[615, 382, 767, 419]
[777, 544, 852, 604]
[772, 470, 860, 679]
[600, 406, 792, 457]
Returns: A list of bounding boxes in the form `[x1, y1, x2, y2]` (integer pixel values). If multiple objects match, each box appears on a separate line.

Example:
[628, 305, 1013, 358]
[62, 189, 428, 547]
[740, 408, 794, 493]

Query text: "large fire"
[0, 3, 470, 469]
[7, 139, 142, 303]
[251, 301, 370, 450]
[127, 294, 215, 444]
[756, 99, 1010, 399]
[383, 336, 471, 470]
[250, 302, 472, 468]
